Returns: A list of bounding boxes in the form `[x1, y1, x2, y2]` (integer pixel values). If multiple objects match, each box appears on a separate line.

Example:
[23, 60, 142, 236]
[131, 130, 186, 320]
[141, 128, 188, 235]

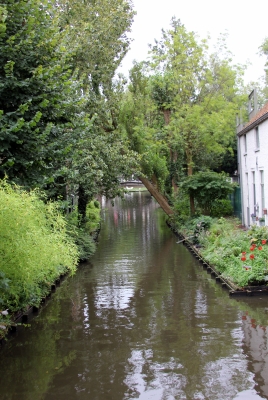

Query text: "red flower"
[250, 254, 255, 260]
[262, 239, 267, 245]
[250, 246, 255, 251]
[241, 256, 246, 261]
[242, 251, 246, 255]
[258, 246, 263, 250]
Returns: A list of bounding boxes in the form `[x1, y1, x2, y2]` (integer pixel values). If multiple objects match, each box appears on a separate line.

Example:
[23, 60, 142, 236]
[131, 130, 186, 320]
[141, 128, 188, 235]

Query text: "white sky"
[119, 0, 268, 84]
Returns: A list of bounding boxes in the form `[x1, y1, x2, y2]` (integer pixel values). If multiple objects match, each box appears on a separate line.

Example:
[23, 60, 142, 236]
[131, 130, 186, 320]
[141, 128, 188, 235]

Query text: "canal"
[1, 192, 268, 399]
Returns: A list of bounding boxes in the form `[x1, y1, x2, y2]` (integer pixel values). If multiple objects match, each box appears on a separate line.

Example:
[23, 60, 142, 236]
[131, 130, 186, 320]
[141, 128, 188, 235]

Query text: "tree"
[119, 21, 245, 215]
[180, 171, 235, 215]
[54, 0, 135, 92]
[149, 19, 245, 178]
[59, 113, 140, 220]
[119, 62, 174, 215]
[259, 37, 268, 103]
[0, 0, 74, 186]
[148, 19, 245, 214]
[0, 0, 140, 216]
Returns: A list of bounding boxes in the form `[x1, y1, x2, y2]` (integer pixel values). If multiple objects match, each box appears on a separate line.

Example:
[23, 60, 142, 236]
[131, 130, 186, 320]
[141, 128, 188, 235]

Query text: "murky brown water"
[1, 192, 268, 400]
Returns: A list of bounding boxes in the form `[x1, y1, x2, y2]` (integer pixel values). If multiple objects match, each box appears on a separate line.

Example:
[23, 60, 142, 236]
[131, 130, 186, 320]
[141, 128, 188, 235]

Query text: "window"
[244, 135, 247, 153]
[252, 171, 256, 213]
[260, 170, 265, 214]
[255, 126, 260, 149]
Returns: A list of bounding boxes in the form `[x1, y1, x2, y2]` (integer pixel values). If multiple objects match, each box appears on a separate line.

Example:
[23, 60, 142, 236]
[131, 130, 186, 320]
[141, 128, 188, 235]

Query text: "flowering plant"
[241, 238, 267, 273]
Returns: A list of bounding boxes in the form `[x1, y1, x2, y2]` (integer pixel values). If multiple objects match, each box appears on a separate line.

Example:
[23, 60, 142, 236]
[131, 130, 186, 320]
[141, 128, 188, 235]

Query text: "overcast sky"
[119, 0, 268, 84]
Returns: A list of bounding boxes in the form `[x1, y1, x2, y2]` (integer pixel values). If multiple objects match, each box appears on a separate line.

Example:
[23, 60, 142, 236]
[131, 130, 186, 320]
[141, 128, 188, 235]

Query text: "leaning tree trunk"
[139, 176, 173, 216]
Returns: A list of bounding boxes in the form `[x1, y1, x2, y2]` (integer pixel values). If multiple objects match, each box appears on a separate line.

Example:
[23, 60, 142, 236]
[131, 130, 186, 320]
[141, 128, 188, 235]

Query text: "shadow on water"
[0, 192, 268, 399]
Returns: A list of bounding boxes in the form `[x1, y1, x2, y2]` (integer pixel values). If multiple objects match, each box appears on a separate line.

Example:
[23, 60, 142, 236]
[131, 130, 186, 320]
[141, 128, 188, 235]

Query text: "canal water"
[1, 192, 268, 400]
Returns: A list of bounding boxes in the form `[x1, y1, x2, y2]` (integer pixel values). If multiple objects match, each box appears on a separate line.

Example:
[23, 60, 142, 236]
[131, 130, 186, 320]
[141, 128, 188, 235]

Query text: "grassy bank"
[172, 216, 268, 288]
[0, 181, 100, 337]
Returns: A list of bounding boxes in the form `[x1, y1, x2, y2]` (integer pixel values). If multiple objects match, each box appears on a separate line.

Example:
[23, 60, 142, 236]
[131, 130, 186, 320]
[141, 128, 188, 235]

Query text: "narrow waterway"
[1, 192, 268, 400]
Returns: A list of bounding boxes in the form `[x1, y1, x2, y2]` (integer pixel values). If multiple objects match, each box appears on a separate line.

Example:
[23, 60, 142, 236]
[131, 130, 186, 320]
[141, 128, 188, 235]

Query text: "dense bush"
[180, 171, 235, 215]
[85, 200, 101, 233]
[0, 181, 79, 314]
[66, 200, 101, 261]
[210, 198, 233, 218]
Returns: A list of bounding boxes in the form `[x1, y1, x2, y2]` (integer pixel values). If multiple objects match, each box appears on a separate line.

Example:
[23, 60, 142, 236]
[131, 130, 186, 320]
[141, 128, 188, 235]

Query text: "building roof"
[238, 101, 268, 136]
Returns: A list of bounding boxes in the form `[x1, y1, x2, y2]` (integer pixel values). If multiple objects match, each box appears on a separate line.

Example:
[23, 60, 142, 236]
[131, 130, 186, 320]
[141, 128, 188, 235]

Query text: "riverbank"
[170, 216, 268, 293]
[0, 181, 101, 340]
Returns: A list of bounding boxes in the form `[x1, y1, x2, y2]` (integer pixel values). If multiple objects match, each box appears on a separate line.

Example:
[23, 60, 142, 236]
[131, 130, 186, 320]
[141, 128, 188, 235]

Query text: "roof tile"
[246, 102, 268, 126]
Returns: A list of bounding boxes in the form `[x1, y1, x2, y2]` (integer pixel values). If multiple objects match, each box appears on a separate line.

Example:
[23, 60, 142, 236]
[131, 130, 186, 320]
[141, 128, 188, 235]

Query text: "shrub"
[66, 200, 100, 261]
[85, 200, 101, 233]
[210, 199, 233, 218]
[0, 181, 79, 312]
[180, 171, 235, 215]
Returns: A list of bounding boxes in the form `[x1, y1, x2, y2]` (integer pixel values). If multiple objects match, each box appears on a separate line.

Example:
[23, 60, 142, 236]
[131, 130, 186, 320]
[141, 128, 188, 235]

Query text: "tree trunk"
[186, 149, 195, 215]
[139, 176, 173, 216]
[170, 150, 178, 194]
[163, 109, 171, 125]
[78, 185, 89, 224]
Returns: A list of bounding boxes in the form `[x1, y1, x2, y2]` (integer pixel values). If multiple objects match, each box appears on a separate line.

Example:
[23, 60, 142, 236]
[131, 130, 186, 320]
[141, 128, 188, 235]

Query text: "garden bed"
[168, 218, 268, 296]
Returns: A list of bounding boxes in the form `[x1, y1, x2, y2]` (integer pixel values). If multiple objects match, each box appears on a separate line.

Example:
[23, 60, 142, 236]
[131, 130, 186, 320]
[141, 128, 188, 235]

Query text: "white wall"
[239, 118, 268, 226]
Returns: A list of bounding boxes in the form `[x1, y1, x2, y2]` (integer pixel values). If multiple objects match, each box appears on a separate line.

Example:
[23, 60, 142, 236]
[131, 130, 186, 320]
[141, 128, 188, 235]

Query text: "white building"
[237, 92, 268, 227]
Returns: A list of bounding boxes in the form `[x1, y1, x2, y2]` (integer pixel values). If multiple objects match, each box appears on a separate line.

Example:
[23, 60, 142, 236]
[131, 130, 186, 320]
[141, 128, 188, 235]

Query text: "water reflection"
[0, 192, 268, 399]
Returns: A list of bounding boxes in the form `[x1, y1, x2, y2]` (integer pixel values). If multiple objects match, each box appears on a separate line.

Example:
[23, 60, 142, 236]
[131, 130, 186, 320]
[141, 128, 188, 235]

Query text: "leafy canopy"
[180, 171, 235, 214]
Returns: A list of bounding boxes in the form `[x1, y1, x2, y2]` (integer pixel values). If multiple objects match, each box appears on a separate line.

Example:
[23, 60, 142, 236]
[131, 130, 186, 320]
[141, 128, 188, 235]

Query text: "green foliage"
[75, 229, 96, 262]
[172, 213, 214, 244]
[61, 115, 141, 202]
[65, 201, 101, 262]
[198, 219, 268, 287]
[0, 0, 75, 185]
[55, 0, 135, 91]
[0, 5, 7, 37]
[0, 271, 10, 335]
[259, 37, 268, 102]
[85, 200, 101, 233]
[76, 200, 101, 261]
[174, 216, 268, 287]
[180, 171, 235, 215]
[210, 198, 233, 218]
[141, 151, 169, 191]
[0, 180, 78, 313]
[119, 19, 246, 212]
[148, 19, 246, 176]
[172, 190, 190, 222]
[0, 0, 138, 210]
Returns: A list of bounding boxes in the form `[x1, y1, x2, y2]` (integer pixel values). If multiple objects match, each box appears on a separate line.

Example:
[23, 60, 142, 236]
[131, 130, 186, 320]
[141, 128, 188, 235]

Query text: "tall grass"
[0, 181, 79, 312]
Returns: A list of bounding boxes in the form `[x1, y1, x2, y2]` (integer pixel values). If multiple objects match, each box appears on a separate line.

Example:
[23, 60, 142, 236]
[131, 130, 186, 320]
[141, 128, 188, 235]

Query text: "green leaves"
[0, 180, 78, 312]
[180, 171, 235, 215]
[0, 5, 7, 37]
[0, 0, 75, 185]
[147, 19, 246, 176]
[55, 0, 135, 91]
